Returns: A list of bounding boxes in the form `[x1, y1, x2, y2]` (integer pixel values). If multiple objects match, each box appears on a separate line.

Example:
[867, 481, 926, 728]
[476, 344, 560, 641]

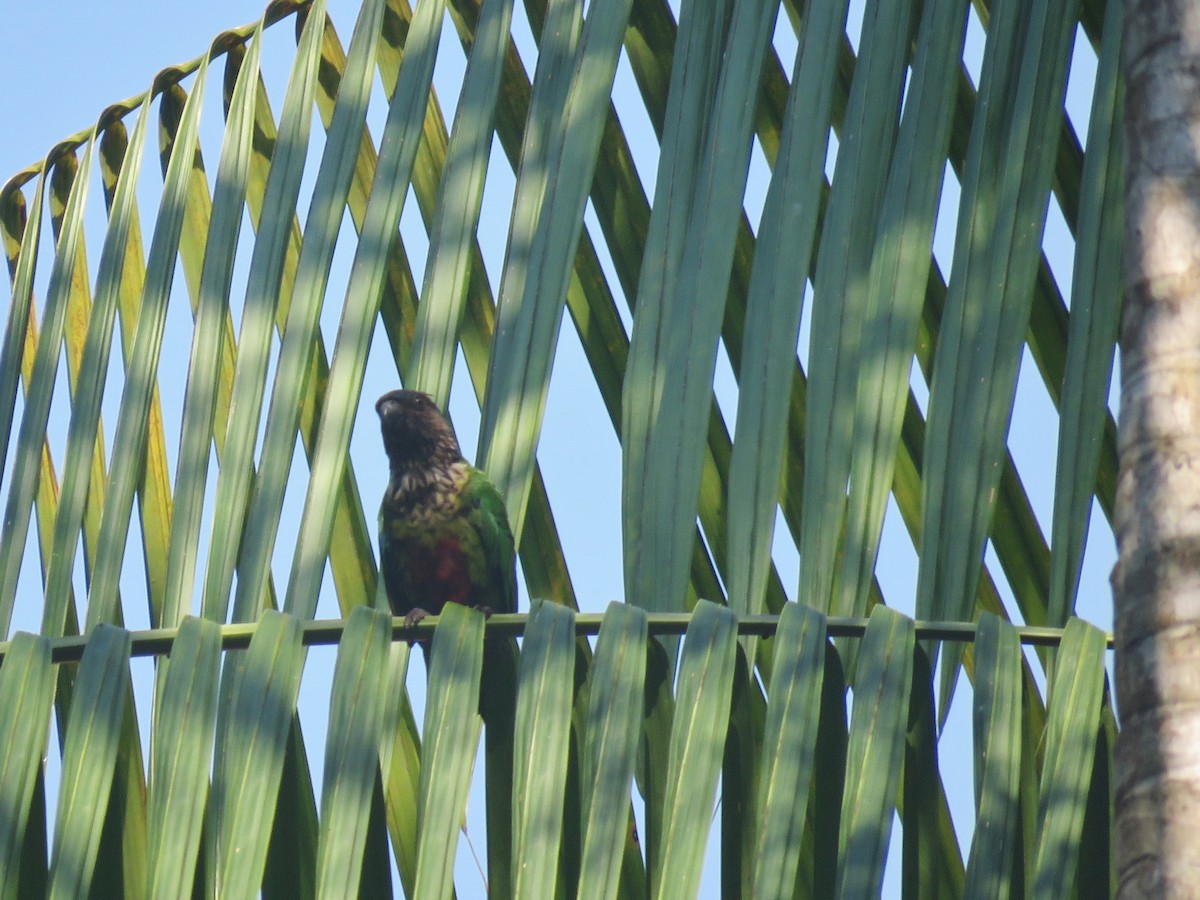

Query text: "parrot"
[376, 388, 521, 895]
[375, 388, 517, 628]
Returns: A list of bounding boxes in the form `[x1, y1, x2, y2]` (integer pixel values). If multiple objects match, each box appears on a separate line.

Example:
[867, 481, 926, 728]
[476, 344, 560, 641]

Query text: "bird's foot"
[472, 604, 495, 618]
[404, 608, 431, 629]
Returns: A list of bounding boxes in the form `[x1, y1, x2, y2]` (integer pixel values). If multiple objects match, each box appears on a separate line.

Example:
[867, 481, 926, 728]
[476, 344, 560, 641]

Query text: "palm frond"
[0, 0, 1121, 893]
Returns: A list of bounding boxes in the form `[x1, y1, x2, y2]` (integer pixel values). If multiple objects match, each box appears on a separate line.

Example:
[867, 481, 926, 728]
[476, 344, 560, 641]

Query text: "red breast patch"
[410, 538, 472, 608]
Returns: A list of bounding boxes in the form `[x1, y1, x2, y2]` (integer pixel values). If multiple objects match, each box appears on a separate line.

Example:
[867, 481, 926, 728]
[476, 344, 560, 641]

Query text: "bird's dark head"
[376, 389, 462, 475]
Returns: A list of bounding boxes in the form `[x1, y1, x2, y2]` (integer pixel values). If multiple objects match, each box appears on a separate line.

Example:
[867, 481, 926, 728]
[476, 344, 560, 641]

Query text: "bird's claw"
[473, 604, 494, 618]
[404, 608, 431, 629]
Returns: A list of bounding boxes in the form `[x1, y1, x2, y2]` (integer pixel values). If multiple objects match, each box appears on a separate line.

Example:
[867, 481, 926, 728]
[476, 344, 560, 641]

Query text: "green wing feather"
[465, 466, 517, 614]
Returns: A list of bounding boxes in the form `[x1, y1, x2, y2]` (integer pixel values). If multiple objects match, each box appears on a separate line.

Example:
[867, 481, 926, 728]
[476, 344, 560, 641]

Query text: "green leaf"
[414, 603, 485, 900]
[283, 0, 447, 621]
[837, 0, 970, 621]
[263, 716, 319, 900]
[48, 625, 133, 900]
[86, 54, 211, 626]
[902, 647, 961, 899]
[654, 600, 738, 899]
[621, 0, 776, 616]
[378, 641, 421, 896]
[206, 0, 376, 626]
[577, 602, 648, 900]
[1032, 618, 1106, 897]
[198, 0, 334, 623]
[796, 646, 848, 900]
[93, 105, 175, 630]
[919, 0, 1080, 704]
[357, 770, 394, 900]
[211, 610, 306, 897]
[0, 139, 96, 635]
[836, 605, 914, 899]
[482, 630, 520, 900]
[752, 603, 827, 898]
[160, 20, 265, 629]
[964, 613, 1023, 899]
[39, 96, 152, 631]
[0, 169, 47, 522]
[639, 631, 674, 889]
[316, 607, 393, 898]
[799, 0, 919, 615]
[477, 0, 635, 538]
[227, 15, 380, 622]
[511, 600, 577, 896]
[146, 616, 223, 898]
[721, 647, 766, 897]
[408, 0, 514, 407]
[725, 0, 846, 624]
[1075, 698, 1115, 898]
[1047, 0, 1123, 626]
[0, 633, 54, 899]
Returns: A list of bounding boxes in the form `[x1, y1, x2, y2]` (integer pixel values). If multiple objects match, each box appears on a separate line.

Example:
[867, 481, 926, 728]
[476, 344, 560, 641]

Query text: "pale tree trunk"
[1116, 0, 1200, 895]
